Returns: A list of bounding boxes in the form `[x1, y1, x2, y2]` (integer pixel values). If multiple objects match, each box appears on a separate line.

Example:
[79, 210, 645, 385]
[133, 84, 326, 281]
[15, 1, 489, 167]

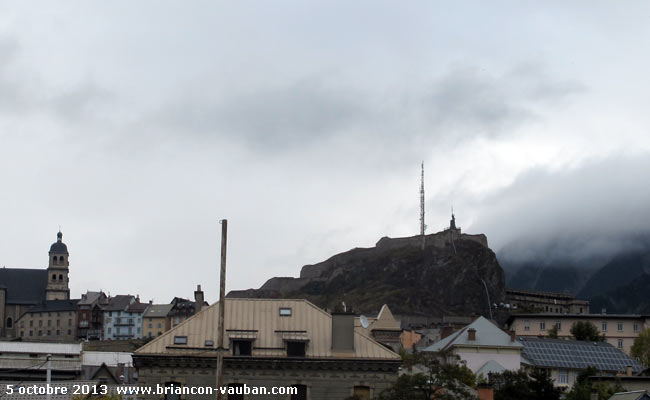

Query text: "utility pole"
[420, 162, 426, 250]
[46, 354, 52, 400]
[216, 220, 227, 400]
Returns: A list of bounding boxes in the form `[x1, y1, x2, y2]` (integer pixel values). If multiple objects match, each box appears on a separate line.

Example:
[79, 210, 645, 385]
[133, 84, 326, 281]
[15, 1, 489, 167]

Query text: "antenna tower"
[420, 162, 426, 249]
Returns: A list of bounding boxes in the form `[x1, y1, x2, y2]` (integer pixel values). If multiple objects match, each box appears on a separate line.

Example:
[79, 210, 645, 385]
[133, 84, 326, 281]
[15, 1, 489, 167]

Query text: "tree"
[631, 328, 650, 367]
[571, 321, 605, 342]
[564, 366, 625, 400]
[492, 368, 562, 400]
[547, 324, 559, 339]
[378, 353, 476, 400]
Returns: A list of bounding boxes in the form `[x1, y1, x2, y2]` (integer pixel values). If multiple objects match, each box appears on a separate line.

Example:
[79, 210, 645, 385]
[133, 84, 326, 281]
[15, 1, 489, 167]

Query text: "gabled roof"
[476, 360, 506, 378]
[126, 302, 148, 314]
[79, 291, 106, 306]
[608, 391, 650, 400]
[372, 304, 401, 331]
[423, 316, 522, 352]
[519, 337, 643, 373]
[0, 268, 47, 304]
[143, 304, 173, 318]
[104, 295, 135, 311]
[136, 298, 400, 360]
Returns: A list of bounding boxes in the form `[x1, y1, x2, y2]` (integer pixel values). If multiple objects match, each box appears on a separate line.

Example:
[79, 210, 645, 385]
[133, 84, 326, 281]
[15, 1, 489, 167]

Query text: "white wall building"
[423, 316, 522, 377]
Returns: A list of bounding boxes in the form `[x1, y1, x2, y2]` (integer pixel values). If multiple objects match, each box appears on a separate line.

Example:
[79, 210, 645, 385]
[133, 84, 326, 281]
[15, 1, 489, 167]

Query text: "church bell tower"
[46, 231, 70, 300]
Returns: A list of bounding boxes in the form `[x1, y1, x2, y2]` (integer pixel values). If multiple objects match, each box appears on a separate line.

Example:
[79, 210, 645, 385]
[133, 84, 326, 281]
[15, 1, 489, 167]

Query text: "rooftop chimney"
[441, 325, 454, 339]
[477, 384, 494, 400]
[626, 365, 633, 377]
[331, 312, 355, 353]
[468, 328, 476, 341]
[194, 284, 205, 313]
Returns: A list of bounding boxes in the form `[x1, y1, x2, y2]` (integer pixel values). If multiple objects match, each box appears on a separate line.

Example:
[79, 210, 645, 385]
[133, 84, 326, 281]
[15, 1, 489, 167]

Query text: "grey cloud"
[468, 154, 650, 266]
[150, 63, 584, 161]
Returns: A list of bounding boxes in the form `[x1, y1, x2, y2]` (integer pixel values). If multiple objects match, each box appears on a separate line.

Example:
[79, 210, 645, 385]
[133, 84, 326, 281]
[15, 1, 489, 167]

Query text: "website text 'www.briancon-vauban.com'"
[116, 384, 298, 396]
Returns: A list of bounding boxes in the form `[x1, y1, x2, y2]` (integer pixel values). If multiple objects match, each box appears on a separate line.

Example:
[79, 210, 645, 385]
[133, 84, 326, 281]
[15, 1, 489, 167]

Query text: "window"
[540, 322, 546, 331]
[158, 331, 162, 336]
[59, 274, 63, 281]
[38, 330, 42, 336]
[39, 320, 43, 327]
[30, 320, 33, 327]
[164, 382, 181, 400]
[148, 332, 152, 338]
[52, 274, 57, 281]
[290, 384, 307, 400]
[48, 320, 51, 326]
[129, 318, 133, 325]
[279, 307, 292, 316]
[148, 323, 152, 328]
[524, 320, 530, 331]
[286, 341, 306, 357]
[558, 370, 568, 384]
[157, 322, 162, 328]
[556, 322, 562, 331]
[579, 307, 583, 313]
[56, 330, 60, 336]
[602, 322, 608, 332]
[20, 331, 24, 337]
[634, 323, 639, 333]
[6, 317, 12, 328]
[618, 323, 623, 332]
[67, 329, 71, 335]
[618, 339, 624, 349]
[174, 336, 188, 345]
[47, 330, 51, 335]
[205, 340, 214, 347]
[353, 386, 371, 400]
[107, 327, 112, 334]
[29, 331, 33, 336]
[232, 340, 252, 356]
[227, 384, 244, 400]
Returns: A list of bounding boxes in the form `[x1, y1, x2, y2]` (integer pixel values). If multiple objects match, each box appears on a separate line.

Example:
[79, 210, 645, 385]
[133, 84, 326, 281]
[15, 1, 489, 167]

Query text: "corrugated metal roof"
[0, 341, 82, 355]
[136, 298, 399, 360]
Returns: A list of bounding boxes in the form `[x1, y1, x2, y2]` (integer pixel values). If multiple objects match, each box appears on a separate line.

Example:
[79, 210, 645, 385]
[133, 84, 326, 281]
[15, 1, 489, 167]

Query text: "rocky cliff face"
[228, 230, 506, 317]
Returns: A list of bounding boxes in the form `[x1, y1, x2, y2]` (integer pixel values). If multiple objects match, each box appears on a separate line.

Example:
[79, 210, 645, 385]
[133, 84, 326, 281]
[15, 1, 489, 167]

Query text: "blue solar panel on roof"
[520, 338, 643, 373]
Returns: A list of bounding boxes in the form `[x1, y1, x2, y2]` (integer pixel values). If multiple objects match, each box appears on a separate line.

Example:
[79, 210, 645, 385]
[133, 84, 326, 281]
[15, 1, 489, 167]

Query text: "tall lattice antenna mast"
[420, 162, 426, 249]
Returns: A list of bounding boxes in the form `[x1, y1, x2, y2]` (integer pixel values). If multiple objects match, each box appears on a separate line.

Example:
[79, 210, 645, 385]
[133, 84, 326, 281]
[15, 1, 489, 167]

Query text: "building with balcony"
[103, 295, 148, 340]
[77, 291, 108, 340]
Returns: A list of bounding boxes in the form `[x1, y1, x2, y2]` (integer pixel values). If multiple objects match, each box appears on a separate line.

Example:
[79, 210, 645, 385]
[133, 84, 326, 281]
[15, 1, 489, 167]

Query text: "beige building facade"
[134, 298, 401, 400]
[508, 314, 649, 354]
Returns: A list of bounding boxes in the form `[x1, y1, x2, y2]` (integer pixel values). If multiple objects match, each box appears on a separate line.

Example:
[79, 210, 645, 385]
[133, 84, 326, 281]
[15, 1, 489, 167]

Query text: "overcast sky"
[1, 2, 649, 303]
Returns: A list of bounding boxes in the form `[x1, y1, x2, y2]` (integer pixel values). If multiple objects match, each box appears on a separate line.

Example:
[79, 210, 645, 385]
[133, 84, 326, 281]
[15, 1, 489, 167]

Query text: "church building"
[0, 231, 73, 339]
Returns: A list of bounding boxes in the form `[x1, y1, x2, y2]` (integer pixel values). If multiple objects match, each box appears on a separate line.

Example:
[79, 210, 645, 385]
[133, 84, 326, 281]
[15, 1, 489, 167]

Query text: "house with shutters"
[133, 298, 401, 400]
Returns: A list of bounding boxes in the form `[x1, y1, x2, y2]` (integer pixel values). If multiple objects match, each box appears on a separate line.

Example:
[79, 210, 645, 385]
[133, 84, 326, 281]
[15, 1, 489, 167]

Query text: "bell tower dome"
[46, 230, 70, 300]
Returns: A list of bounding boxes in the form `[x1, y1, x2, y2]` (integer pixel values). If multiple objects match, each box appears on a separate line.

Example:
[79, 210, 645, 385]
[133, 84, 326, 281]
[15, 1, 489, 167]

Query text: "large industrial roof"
[0, 341, 82, 355]
[136, 298, 400, 360]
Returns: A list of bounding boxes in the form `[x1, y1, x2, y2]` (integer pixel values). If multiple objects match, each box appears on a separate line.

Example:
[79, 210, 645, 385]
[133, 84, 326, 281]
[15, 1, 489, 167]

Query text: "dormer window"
[173, 336, 187, 345]
[279, 307, 292, 317]
[232, 340, 252, 356]
[286, 341, 306, 357]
